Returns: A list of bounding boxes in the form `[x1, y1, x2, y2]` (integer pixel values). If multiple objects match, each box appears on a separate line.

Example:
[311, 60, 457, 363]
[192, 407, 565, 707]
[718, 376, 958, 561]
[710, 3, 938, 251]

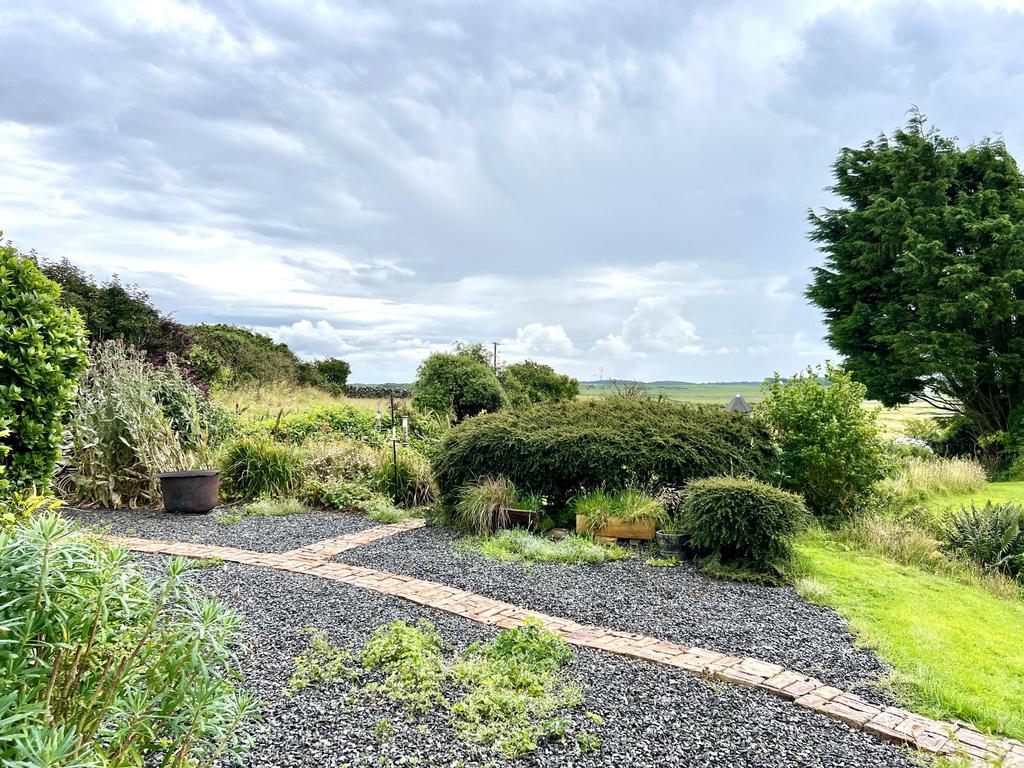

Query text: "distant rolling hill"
[577, 380, 764, 403]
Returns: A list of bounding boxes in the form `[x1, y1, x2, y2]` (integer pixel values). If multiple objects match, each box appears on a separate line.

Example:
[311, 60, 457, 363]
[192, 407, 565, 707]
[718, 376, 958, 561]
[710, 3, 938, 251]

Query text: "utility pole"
[491, 341, 499, 373]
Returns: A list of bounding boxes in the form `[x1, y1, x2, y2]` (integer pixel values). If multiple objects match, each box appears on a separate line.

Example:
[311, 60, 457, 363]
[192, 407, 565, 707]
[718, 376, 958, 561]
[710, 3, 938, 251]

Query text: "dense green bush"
[373, 447, 437, 507]
[413, 352, 507, 422]
[433, 398, 777, 516]
[66, 341, 213, 508]
[0, 512, 255, 765]
[264, 405, 378, 444]
[943, 502, 1024, 580]
[189, 323, 302, 385]
[499, 360, 579, 407]
[1, 242, 88, 495]
[681, 476, 808, 576]
[219, 435, 306, 499]
[760, 364, 889, 519]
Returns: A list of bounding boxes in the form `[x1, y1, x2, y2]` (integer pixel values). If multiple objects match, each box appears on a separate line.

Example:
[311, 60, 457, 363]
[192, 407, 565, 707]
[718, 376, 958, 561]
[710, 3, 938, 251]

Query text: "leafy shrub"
[302, 357, 351, 395]
[681, 476, 808, 576]
[472, 529, 630, 565]
[1, 242, 88, 496]
[434, 398, 777, 515]
[499, 360, 579, 407]
[0, 513, 255, 765]
[304, 438, 381, 485]
[265, 405, 378, 444]
[302, 478, 394, 516]
[573, 488, 665, 532]
[880, 457, 987, 507]
[373, 447, 437, 507]
[943, 502, 1024, 579]
[219, 435, 306, 499]
[67, 341, 195, 508]
[413, 351, 507, 422]
[188, 323, 302, 385]
[760, 364, 890, 519]
[1, 492, 57, 532]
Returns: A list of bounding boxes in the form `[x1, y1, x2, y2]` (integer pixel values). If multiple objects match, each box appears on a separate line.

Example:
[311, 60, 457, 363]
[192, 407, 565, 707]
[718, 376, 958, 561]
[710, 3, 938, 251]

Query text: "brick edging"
[103, 531, 1024, 767]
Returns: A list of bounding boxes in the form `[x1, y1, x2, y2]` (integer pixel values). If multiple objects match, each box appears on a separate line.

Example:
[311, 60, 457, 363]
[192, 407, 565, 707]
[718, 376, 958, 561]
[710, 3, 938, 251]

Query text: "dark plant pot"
[656, 531, 686, 557]
[157, 470, 220, 514]
[500, 508, 541, 532]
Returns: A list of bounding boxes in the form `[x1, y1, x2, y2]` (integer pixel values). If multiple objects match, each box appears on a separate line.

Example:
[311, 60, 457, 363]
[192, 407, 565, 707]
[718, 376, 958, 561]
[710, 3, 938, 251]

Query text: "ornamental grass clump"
[880, 456, 988, 506]
[682, 476, 808, 578]
[572, 488, 665, 532]
[219, 434, 306, 499]
[455, 476, 516, 534]
[0, 511, 256, 766]
[373, 446, 437, 507]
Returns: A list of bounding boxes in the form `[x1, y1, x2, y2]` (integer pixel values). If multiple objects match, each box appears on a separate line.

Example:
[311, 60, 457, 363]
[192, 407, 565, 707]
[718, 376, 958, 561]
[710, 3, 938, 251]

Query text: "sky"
[3, 0, 1024, 383]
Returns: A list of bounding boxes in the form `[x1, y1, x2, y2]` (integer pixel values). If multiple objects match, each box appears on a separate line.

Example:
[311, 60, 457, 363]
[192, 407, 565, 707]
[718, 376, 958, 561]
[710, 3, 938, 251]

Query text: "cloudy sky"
[2, 0, 1023, 382]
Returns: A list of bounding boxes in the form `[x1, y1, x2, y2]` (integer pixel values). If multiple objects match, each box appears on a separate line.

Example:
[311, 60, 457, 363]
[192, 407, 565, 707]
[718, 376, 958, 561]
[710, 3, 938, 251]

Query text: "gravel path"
[64, 507, 378, 553]
[339, 526, 892, 700]
[154, 556, 914, 768]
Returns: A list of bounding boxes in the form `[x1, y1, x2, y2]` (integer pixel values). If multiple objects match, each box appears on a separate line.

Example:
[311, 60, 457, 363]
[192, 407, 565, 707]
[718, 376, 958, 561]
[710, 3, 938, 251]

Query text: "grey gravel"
[63, 506, 378, 553]
[156, 557, 915, 768]
[340, 526, 893, 702]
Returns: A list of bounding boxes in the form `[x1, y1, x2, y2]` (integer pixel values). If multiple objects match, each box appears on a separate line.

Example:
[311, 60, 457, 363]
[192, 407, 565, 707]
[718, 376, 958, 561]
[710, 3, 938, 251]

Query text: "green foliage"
[245, 496, 305, 517]
[434, 398, 777, 515]
[0, 513, 256, 765]
[760, 364, 890, 519]
[289, 629, 356, 693]
[879, 457, 988, 509]
[572, 488, 665, 531]
[944, 502, 1024, 579]
[309, 357, 352, 394]
[189, 323, 302, 385]
[452, 619, 582, 758]
[303, 437, 381, 485]
[0, 242, 88, 496]
[67, 341, 204, 508]
[499, 360, 579, 407]
[682, 476, 808, 577]
[471, 529, 630, 565]
[373, 447, 437, 507]
[219, 435, 306, 500]
[0, 493, 58, 532]
[412, 351, 507, 423]
[264, 405, 378, 444]
[361, 619, 447, 714]
[455, 476, 517, 534]
[806, 112, 1024, 444]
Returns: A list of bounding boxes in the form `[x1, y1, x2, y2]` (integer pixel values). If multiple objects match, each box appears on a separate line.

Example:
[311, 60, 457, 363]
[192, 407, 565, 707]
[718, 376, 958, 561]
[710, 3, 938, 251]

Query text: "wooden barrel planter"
[576, 514, 656, 542]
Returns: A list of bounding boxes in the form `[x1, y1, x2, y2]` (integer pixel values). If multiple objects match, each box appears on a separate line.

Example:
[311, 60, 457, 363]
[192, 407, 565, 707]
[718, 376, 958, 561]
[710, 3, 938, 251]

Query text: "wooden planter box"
[498, 508, 541, 532]
[576, 514, 656, 541]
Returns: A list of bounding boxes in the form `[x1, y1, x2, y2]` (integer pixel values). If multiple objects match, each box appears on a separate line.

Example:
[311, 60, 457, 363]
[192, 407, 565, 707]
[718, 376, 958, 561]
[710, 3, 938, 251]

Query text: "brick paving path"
[105, 528, 1023, 767]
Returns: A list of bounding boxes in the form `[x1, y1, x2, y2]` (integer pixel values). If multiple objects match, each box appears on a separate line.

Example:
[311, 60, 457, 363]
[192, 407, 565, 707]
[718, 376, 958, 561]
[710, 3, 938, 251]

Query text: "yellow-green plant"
[219, 434, 305, 500]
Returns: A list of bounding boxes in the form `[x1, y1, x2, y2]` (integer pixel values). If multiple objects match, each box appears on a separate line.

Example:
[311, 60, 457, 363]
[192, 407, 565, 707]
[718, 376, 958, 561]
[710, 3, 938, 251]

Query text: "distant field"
[211, 383, 385, 421]
[578, 381, 765, 403]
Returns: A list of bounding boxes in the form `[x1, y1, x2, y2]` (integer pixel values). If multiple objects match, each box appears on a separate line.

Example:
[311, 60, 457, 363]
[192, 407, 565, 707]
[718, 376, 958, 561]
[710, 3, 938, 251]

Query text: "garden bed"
[338, 527, 893, 700]
[63, 507, 381, 553]
[142, 555, 914, 768]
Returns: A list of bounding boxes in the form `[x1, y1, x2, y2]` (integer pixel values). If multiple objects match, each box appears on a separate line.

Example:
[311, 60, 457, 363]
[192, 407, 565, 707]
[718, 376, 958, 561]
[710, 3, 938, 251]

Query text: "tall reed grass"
[880, 457, 987, 505]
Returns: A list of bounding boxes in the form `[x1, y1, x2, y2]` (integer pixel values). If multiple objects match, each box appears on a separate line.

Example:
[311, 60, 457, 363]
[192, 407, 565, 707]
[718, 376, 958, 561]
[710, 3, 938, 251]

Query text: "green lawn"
[921, 481, 1024, 516]
[797, 533, 1024, 740]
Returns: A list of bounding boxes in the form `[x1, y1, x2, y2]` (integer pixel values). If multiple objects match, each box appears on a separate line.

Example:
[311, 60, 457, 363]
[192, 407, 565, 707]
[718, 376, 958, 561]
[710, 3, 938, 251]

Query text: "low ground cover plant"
[468, 529, 630, 565]
[219, 434, 306, 499]
[245, 496, 306, 517]
[0, 241, 88, 497]
[682, 476, 807, 579]
[434, 398, 777, 520]
[760, 364, 889, 520]
[0, 511, 255, 765]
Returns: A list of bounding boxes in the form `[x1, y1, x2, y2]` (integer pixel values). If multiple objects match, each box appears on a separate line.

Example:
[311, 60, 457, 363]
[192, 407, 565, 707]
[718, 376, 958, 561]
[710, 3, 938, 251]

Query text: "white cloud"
[502, 323, 577, 357]
[594, 297, 704, 359]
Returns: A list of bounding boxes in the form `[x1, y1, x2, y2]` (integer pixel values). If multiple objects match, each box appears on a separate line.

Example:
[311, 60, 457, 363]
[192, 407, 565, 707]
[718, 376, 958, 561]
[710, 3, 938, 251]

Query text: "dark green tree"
[412, 352, 506, 422]
[499, 360, 579, 407]
[807, 112, 1024, 439]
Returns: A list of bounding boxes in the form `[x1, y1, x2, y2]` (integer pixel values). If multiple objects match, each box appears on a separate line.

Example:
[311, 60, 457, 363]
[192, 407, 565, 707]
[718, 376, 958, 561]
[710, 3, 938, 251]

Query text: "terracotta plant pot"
[576, 514, 656, 541]
[157, 470, 220, 514]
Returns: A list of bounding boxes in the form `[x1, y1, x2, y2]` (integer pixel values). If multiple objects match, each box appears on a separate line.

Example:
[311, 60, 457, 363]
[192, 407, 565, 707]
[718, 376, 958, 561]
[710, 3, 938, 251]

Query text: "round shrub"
[432, 398, 778, 515]
[0, 241, 88, 495]
[681, 476, 807, 575]
[219, 435, 306, 499]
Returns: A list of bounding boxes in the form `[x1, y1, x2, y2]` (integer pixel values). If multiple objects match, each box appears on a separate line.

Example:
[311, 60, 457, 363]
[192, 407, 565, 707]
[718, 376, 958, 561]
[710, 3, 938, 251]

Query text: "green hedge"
[432, 399, 778, 513]
[258, 405, 378, 444]
[682, 476, 807, 576]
